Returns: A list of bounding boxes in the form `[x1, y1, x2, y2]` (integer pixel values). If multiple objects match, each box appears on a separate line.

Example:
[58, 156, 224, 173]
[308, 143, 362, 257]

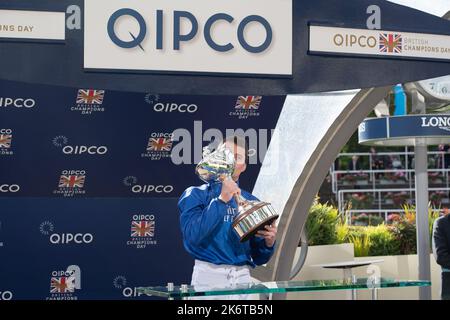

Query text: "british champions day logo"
[379, 33, 402, 54]
[70, 89, 105, 115]
[229, 96, 262, 119]
[0, 129, 13, 156]
[141, 133, 173, 160]
[53, 170, 86, 197]
[310, 26, 450, 60]
[127, 214, 157, 249]
[47, 265, 81, 300]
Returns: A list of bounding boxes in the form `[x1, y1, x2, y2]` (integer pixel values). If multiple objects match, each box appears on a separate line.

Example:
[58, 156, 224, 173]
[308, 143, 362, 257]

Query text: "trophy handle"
[218, 175, 248, 207]
[234, 194, 248, 207]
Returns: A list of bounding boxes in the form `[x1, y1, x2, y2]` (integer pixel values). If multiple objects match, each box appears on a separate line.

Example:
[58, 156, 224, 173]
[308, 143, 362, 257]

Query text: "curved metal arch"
[289, 228, 308, 280]
[250, 87, 392, 293]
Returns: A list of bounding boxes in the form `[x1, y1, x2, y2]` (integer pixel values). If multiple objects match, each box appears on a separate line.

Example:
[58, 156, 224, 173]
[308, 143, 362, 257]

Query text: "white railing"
[330, 150, 450, 194]
[343, 209, 445, 225]
[337, 187, 450, 224]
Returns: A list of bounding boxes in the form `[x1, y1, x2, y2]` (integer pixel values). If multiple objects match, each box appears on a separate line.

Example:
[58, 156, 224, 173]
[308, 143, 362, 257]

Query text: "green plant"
[368, 215, 385, 226]
[306, 202, 338, 246]
[389, 204, 441, 255]
[365, 224, 400, 256]
[306, 201, 443, 256]
[349, 233, 371, 257]
[336, 222, 349, 244]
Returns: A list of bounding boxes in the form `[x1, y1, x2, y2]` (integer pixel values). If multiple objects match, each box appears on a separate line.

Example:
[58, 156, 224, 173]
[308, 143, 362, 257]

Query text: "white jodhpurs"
[189, 259, 259, 300]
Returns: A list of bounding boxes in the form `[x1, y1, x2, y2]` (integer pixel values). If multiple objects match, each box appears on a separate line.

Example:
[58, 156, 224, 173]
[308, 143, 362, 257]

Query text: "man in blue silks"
[178, 135, 277, 300]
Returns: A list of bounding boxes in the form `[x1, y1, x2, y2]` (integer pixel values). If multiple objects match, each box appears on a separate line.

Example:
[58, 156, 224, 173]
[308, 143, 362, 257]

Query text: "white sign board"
[0, 9, 65, 41]
[310, 25, 450, 61]
[84, 0, 293, 76]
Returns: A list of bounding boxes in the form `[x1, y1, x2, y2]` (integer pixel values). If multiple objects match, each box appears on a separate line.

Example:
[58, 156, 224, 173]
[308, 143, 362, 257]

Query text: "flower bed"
[379, 172, 407, 184]
[341, 173, 369, 185]
[347, 192, 374, 209]
[306, 202, 443, 257]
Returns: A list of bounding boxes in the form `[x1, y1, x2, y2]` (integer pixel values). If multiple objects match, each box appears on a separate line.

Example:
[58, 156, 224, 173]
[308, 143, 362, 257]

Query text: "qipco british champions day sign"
[2, 0, 450, 95]
[84, 0, 293, 76]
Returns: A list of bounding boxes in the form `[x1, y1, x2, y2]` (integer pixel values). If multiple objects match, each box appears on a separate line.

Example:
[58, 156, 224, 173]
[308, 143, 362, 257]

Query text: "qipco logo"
[0, 291, 13, 301]
[0, 184, 20, 193]
[122, 287, 143, 298]
[49, 233, 94, 245]
[132, 184, 173, 194]
[133, 214, 155, 222]
[107, 9, 273, 53]
[153, 103, 198, 114]
[0, 129, 12, 134]
[0, 97, 36, 108]
[62, 170, 86, 176]
[62, 145, 108, 155]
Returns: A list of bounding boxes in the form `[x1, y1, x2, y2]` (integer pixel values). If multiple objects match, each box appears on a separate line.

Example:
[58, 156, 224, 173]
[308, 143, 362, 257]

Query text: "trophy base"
[232, 202, 279, 243]
[239, 216, 279, 243]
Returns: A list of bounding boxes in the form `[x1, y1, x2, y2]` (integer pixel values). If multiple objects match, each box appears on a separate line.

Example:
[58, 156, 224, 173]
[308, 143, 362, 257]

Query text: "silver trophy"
[196, 143, 279, 242]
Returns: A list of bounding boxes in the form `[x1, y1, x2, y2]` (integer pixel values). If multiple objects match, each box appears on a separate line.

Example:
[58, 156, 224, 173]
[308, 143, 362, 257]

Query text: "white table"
[312, 259, 384, 300]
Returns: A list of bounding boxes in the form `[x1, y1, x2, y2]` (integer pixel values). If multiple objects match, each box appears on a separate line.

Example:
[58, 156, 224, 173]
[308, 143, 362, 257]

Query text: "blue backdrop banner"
[0, 79, 286, 300]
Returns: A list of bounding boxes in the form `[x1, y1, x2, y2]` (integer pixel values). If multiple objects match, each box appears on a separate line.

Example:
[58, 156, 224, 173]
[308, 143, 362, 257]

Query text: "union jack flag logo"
[59, 175, 85, 188]
[131, 221, 155, 237]
[147, 138, 172, 152]
[76, 89, 105, 105]
[0, 134, 12, 148]
[50, 277, 75, 293]
[379, 33, 402, 53]
[235, 96, 262, 110]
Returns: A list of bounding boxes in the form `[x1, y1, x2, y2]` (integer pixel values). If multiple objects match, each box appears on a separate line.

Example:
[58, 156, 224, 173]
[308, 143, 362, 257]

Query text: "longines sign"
[310, 25, 450, 61]
[359, 115, 450, 146]
[0, 9, 65, 41]
[84, 0, 293, 76]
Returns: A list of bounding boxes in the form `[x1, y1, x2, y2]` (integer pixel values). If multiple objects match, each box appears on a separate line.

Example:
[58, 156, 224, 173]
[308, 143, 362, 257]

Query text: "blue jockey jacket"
[178, 181, 275, 267]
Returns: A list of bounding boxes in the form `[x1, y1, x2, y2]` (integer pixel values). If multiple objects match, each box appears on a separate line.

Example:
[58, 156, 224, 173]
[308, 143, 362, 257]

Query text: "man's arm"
[243, 191, 276, 265]
[178, 187, 227, 247]
[250, 236, 275, 266]
[433, 217, 450, 269]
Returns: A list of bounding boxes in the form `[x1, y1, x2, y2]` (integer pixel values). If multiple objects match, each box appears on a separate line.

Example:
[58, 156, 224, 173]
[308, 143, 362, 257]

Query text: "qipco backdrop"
[0, 79, 286, 300]
[2, 0, 450, 301]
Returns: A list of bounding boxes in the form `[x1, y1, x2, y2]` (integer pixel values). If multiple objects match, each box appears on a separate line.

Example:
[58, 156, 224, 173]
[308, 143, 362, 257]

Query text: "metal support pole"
[371, 287, 378, 301]
[414, 138, 432, 300]
[181, 284, 188, 301]
[167, 282, 175, 301]
[343, 268, 357, 300]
